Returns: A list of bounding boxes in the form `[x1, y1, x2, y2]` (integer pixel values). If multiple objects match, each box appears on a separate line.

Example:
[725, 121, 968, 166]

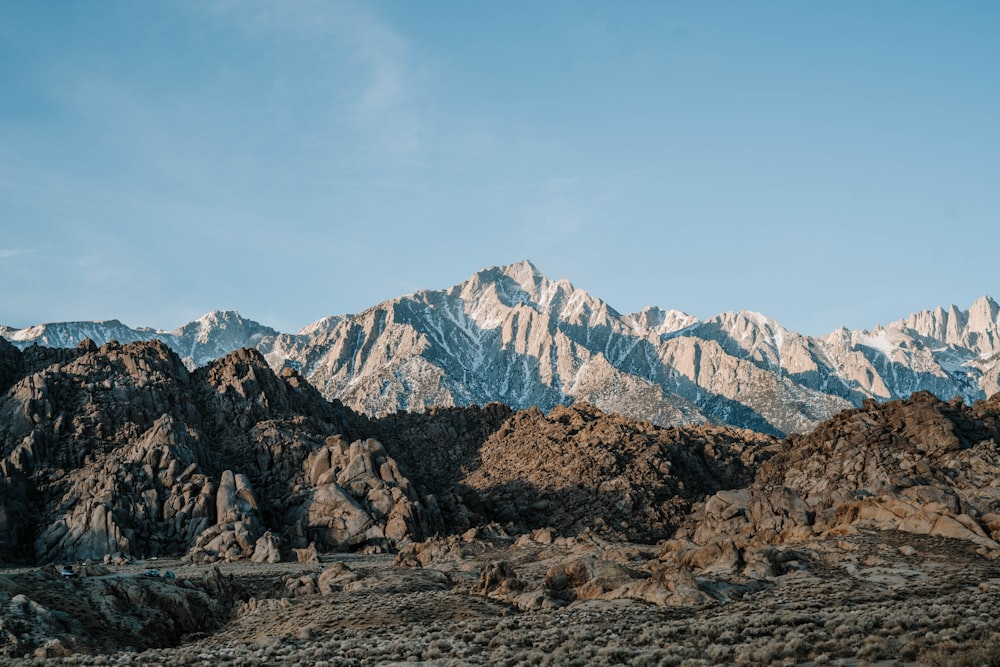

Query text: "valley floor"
[2, 530, 998, 666]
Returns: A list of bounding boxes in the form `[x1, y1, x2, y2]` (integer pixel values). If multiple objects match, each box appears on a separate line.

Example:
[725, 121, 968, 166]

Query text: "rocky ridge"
[5, 262, 1000, 435]
[0, 339, 435, 566]
[3, 338, 1000, 662]
[0, 311, 277, 371]
[0, 338, 785, 567]
[674, 390, 1000, 578]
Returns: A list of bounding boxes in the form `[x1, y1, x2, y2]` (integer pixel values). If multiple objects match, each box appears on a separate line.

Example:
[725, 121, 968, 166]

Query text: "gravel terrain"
[2, 529, 998, 666]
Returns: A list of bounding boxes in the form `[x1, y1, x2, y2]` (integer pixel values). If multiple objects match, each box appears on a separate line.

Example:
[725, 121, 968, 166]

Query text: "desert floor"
[3, 529, 999, 666]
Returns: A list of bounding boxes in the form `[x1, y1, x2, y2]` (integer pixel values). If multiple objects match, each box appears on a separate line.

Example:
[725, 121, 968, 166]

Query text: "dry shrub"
[919, 642, 1000, 667]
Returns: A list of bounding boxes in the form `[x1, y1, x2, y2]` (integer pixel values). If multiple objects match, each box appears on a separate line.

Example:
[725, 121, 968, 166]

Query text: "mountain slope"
[4, 261, 1000, 434]
[258, 261, 710, 429]
[0, 310, 277, 370]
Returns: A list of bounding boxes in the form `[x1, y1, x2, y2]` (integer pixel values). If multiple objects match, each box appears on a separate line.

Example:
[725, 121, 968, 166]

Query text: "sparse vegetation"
[1, 530, 998, 666]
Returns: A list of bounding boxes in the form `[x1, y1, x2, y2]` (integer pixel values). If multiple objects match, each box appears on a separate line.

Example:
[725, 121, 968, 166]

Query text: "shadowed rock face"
[451, 402, 779, 543]
[0, 340, 434, 564]
[0, 338, 25, 397]
[366, 401, 780, 544]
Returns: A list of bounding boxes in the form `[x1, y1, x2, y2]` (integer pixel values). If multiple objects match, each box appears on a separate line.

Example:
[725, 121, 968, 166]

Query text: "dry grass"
[3, 531, 1000, 666]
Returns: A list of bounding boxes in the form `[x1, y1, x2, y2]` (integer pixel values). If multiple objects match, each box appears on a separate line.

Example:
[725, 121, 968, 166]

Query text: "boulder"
[288, 437, 431, 551]
[545, 556, 644, 602]
[251, 531, 282, 564]
[473, 561, 523, 598]
[294, 542, 320, 564]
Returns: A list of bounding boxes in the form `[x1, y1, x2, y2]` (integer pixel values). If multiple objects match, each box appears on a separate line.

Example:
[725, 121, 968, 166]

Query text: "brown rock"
[294, 542, 320, 563]
[251, 531, 282, 564]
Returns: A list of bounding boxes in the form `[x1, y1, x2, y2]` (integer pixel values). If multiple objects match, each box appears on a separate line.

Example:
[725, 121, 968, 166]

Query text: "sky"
[1, 1, 998, 336]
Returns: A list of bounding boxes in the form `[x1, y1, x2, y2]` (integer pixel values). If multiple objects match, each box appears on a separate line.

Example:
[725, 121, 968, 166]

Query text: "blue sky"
[1, 1, 998, 335]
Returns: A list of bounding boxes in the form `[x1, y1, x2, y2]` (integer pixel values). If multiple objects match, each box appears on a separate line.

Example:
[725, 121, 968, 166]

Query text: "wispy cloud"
[327, 4, 423, 160]
[350, 12, 407, 114]
[0, 248, 35, 260]
[333, 5, 422, 161]
[202, 0, 423, 161]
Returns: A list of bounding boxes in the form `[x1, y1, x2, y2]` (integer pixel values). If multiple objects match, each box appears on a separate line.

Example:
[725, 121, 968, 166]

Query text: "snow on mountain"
[895, 295, 1000, 358]
[0, 310, 277, 370]
[4, 262, 999, 435]
[623, 307, 699, 337]
[253, 261, 707, 427]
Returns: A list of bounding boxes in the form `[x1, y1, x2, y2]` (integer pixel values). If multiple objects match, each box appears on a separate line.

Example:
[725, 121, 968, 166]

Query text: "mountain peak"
[465, 260, 552, 308]
[971, 294, 999, 313]
[191, 310, 252, 329]
[199, 309, 242, 321]
[500, 259, 541, 276]
[495, 259, 545, 291]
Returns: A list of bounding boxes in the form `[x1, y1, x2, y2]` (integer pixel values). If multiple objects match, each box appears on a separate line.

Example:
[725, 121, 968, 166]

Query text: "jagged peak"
[892, 294, 1000, 343]
[498, 259, 542, 279]
[454, 261, 550, 314]
[975, 294, 998, 307]
[298, 315, 343, 336]
[175, 310, 249, 333]
[706, 310, 788, 334]
[469, 260, 548, 297]
[969, 295, 999, 317]
[197, 309, 243, 324]
[625, 306, 698, 334]
[169, 311, 278, 347]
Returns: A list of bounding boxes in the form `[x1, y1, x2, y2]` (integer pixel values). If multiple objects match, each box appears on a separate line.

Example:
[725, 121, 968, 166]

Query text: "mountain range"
[4, 260, 999, 435]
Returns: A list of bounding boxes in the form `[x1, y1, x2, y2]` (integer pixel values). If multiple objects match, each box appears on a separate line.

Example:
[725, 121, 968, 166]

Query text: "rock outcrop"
[0, 565, 238, 657]
[678, 391, 1000, 574]
[283, 436, 434, 552]
[0, 340, 437, 564]
[454, 402, 778, 543]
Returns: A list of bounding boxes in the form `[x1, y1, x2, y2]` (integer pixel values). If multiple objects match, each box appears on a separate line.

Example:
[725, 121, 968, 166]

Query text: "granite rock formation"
[0, 340, 435, 565]
[674, 390, 1000, 575]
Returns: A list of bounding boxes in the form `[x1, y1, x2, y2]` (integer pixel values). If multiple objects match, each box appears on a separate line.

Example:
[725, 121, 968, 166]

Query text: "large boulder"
[284, 437, 433, 551]
[185, 470, 266, 563]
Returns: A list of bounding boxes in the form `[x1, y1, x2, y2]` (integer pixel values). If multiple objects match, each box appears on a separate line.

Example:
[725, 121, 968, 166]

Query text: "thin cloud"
[0, 248, 35, 259]
[330, 4, 424, 159]
[201, 1, 423, 159]
[349, 11, 407, 114]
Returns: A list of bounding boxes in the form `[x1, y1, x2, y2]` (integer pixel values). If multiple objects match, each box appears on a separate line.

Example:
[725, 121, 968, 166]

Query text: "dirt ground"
[2, 530, 999, 666]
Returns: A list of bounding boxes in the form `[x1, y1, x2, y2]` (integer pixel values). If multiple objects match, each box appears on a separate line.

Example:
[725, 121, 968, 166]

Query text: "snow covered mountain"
[0, 310, 277, 370]
[4, 261, 999, 435]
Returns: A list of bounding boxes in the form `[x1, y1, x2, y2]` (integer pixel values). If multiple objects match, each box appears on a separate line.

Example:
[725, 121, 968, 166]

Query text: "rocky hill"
[4, 262, 999, 435]
[4, 340, 1000, 663]
[675, 390, 1000, 577]
[0, 337, 774, 566]
[452, 403, 777, 542]
[0, 339, 441, 565]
